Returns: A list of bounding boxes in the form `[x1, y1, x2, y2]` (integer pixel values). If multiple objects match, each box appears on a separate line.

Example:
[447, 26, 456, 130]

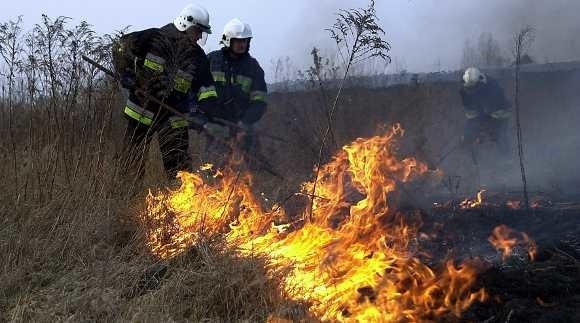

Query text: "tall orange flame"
[142, 125, 487, 321]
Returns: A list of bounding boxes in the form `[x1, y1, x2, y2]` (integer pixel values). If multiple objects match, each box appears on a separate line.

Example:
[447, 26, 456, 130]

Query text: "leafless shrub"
[308, 0, 391, 219]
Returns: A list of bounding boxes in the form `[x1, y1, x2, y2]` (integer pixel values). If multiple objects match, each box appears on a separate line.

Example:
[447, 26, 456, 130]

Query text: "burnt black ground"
[419, 200, 580, 322]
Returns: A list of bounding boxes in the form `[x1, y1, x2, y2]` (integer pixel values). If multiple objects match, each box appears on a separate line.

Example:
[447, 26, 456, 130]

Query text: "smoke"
[473, 0, 580, 63]
[283, 0, 368, 72]
[375, 0, 579, 72]
[275, 0, 580, 79]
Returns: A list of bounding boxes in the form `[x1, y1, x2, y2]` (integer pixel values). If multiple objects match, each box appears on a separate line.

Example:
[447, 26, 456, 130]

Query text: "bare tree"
[270, 56, 296, 88]
[478, 32, 505, 67]
[461, 32, 505, 68]
[512, 26, 535, 209]
[461, 39, 478, 68]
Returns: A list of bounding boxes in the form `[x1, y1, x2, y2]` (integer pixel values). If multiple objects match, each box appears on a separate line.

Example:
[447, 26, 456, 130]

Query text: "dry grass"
[0, 83, 303, 322]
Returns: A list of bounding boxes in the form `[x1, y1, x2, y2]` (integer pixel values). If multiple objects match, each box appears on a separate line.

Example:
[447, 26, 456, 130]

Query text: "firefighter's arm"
[460, 89, 479, 119]
[193, 54, 219, 116]
[489, 82, 512, 119]
[112, 31, 150, 73]
[112, 30, 153, 89]
[240, 63, 267, 125]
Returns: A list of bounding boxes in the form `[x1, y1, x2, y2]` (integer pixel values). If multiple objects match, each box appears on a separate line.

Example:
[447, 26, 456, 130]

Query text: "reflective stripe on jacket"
[460, 77, 511, 119]
[207, 48, 267, 123]
[124, 99, 155, 125]
[112, 23, 217, 119]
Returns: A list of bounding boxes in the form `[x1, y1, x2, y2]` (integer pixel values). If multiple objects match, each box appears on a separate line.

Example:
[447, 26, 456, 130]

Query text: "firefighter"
[202, 18, 268, 168]
[460, 67, 512, 156]
[112, 4, 218, 184]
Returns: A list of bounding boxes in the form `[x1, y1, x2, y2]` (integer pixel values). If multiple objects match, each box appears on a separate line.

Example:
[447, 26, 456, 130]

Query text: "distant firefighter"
[460, 67, 512, 155]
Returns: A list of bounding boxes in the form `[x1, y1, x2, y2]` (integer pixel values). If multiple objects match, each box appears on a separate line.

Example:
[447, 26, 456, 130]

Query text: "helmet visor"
[198, 32, 208, 47]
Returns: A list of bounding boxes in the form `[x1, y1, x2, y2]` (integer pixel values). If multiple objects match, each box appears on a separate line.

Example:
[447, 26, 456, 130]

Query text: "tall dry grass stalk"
[512, 26, 534, 209]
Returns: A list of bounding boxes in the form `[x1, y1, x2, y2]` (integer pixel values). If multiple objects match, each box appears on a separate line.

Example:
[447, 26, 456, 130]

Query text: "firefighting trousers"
[463, 116, 510, 155]
[122, 117, 191, 181]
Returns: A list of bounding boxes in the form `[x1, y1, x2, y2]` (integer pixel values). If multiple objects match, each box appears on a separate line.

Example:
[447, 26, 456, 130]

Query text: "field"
[1, 65, 579, 321]
[1, 15, 580, 321]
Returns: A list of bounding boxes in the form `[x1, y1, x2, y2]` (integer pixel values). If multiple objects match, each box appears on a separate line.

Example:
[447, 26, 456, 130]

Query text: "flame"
[488, 225, 537, 261]
[142, 125, 487, 321]
[200, 163, 214, 171]
[506, 196, 552, 210]
[460, 189, 487, 209]
[506, 200, 522, 209]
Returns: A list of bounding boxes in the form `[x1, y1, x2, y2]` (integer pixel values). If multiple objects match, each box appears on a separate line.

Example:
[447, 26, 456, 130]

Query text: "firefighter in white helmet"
[203, 18, 268, 169]
[460, 67, 512, 155]
[112, 3, 217, 185]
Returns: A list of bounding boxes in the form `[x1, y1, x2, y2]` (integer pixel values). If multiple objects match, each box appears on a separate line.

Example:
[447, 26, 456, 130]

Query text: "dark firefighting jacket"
[112, 23, 217, 128]
[207, 48, 267, 125]
[460, 76, 512, 120]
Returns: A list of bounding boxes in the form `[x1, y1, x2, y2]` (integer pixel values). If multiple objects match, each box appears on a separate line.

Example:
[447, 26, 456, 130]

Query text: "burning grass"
[142, 125, 489, 321]
[488, 225, 537, 262]
[2, 106, 579, 322]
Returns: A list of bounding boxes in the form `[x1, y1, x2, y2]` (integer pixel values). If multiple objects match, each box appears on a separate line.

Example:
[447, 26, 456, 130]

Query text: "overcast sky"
[3, 1, 580, 81]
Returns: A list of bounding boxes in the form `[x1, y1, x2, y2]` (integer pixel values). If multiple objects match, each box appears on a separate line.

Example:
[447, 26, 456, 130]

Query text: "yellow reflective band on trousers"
[174, 70, 193, 93]
[212, 71, 226, 83]
[143, 53, 165, 73]
[235, 75, 253, 93]
[124, 100, 154, 125]
[250, 90, 267, 102]
[198, 85, 218, 101]
[465, 110, 479, 119]
[490, 109, 512, 119]
[169, 116, 189, 129]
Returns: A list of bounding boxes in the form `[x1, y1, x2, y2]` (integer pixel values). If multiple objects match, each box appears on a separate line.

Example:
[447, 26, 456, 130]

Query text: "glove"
[120, 71, 136, 91]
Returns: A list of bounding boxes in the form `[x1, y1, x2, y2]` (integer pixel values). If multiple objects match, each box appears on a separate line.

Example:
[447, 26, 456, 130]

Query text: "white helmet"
[173, 4, 212, 34]
[462, 67, 486, 87]
[221, 18, 253, 48]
